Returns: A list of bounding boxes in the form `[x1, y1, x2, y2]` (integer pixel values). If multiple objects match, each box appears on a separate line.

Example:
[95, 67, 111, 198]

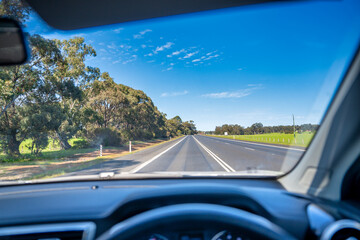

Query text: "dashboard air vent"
[320, 219, 360, 240]
[0, 222, 95, 240]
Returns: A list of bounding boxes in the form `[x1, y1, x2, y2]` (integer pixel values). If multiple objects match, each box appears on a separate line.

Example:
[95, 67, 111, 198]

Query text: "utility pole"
[293, 114, 296, 138]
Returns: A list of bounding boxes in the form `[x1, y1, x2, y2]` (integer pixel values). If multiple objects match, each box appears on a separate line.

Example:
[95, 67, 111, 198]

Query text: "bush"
[87, 128, 122, 147]
[71, 139, 89, 149]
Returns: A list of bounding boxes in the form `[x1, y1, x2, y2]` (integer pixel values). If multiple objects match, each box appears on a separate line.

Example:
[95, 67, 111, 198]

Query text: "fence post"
[100, 145, 102, 157]
[129, 141, 132, 153]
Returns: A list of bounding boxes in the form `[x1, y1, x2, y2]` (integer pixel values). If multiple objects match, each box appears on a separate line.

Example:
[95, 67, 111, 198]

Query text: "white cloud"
[113, 28, 124, 33]
[192, 59, 201, 62]
[203, 54, 219, 61]
[161, 90, 188, 97]
[145, 53, 153, 57]
[154, 42, 174, 54]
[206, 51, 216, 56]
[202, 84, 263, 99]
[167, 49, 186, 57]
[141, 44, 147, 48]
[183, 51, 199, 59]
[163, 67, 173, 71]
[133, 29, 152, 39]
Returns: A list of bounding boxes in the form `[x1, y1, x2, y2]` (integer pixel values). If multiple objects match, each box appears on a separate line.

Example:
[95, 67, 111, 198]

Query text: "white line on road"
[244, 147, 255, 151]
[129, 136, 188, 173]
[203, 136, 305, 152]
[192, 136, 235, 172]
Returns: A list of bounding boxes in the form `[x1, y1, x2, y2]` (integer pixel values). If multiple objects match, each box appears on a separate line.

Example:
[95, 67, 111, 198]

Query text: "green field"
[211, 132, 315, 148]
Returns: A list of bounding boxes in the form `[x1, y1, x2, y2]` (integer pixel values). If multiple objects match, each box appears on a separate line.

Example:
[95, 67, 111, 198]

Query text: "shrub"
[87, 128, 122, 147]
[72, 139, 89, 149]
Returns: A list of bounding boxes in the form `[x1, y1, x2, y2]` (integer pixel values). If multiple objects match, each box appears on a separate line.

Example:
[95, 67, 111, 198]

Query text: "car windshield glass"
[0, 0, 359, 183]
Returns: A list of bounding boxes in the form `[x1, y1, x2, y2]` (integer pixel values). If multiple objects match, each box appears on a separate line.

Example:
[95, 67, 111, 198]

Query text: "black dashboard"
[0, 179, 359, 240]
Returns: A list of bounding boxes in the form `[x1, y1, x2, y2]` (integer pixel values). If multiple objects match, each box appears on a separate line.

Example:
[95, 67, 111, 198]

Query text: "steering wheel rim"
[97, 203, 296, 240]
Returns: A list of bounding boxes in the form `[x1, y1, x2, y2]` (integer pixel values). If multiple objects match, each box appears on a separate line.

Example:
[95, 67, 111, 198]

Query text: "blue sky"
[25, 0, 360, 131]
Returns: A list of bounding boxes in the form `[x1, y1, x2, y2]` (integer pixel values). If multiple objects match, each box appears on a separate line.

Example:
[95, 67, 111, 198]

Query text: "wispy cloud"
[107, 43, 117, 49]
[162, 67, 173, 72]
[161, 90, 188, 97]
[167, 49, 186, 57]
[133, 29, 152, 39]
[202, 84, 263, 99]
[122, 55, 137, 64]
[154, 42, 174, 54]
[113, 28, 124, 34]
[182, 51, 199, 59]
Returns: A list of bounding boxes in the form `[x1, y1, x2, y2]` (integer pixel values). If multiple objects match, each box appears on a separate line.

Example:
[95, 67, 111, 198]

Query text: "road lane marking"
[192, 136, 235, 172]
[244, 147, 255, 151]
[202, 136, 305, 152]
[129, 136, 188, 173]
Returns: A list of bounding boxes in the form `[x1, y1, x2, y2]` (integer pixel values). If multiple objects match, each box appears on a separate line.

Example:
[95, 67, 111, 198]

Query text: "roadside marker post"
[129, 141, 132, 153]
[100, 145, 102, 157]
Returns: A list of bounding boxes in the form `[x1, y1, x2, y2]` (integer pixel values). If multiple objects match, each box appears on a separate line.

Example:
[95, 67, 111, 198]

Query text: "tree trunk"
[56, 131, 71, 150]
[7, 130, 20, 156]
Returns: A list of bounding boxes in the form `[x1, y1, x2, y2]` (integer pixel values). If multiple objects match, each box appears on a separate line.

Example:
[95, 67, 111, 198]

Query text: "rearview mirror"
[0, 18, 28, 66]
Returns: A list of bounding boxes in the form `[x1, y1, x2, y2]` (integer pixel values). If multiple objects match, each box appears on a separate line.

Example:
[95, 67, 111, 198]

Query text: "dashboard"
[0, 179, 359, 240]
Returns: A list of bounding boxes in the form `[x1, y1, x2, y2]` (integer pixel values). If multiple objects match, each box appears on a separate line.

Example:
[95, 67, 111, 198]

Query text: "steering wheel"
[97, 203, 296, 240]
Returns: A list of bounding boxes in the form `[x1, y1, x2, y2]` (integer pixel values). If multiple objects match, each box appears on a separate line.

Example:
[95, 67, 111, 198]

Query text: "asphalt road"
[66, 135, 305, 176]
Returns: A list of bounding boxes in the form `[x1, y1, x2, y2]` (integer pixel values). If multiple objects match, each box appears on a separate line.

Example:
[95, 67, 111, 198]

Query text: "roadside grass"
[211, 132, 314, 148]
[0, 137, 175, 163]
[24, 157, 109, 180]
[0, 147, 98, 164]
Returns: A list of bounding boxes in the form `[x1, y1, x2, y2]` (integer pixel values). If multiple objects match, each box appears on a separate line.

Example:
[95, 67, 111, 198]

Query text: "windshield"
[0, 0, 359, 182]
